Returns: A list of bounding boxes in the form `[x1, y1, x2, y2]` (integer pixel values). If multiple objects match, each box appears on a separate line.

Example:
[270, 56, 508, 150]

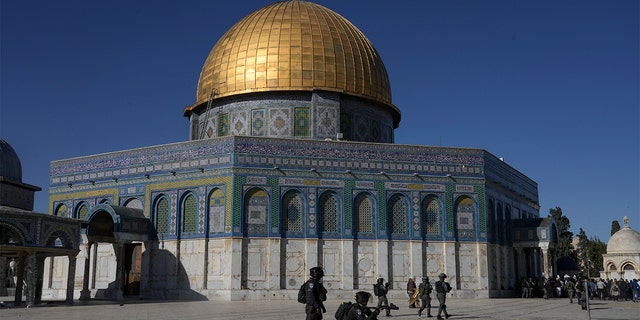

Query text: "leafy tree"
[611, 220, 621, 235]
[576, 228, 589, 276]
[587, 236, 606, 276]
[549, 207, 574, 259]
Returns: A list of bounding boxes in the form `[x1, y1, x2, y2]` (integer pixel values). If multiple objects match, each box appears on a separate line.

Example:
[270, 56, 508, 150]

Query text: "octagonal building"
[44, 1, 554, 301]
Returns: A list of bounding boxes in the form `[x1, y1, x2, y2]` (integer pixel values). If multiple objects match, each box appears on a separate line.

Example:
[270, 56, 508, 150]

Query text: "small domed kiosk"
[601, 216, 640, 280]
[0, 139, 82, 306]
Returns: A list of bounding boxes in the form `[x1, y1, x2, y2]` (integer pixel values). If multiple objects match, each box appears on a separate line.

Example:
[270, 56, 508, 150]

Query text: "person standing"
[374, 278, 392, 317]
[417, 276, 433, 318]
[596, 278, 606, 300]
[610, 280, 620, 301]
[407, 276, 417, 308]
[564, 276, 575, 303]
[346, 291, 380, 320]
[305, 266, 327, 320]
[434, 273, 452, 319]
[521, 278, 531, 298]
[630, 279, 639, 303]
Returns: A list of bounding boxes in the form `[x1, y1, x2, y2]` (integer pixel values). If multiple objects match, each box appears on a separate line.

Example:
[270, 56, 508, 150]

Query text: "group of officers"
[304, 266, 453, 320]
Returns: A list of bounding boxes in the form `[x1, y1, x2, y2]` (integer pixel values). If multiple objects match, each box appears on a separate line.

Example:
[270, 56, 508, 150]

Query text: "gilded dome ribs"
[192, 1, 396, 124]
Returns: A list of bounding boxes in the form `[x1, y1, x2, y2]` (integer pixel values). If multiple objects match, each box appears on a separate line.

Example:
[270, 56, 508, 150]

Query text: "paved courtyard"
[1, 296, 638, 320]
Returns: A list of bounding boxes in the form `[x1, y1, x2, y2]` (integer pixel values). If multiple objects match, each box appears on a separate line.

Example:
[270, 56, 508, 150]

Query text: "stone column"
[80, 241, 93, 300]
[0, 258, 7, 296]
[541, 248, 550, 278]
[34, 256, 45, 305]
[25, 252, 37, 307]
[66, 254, 77, 304]
[13, 255, 25, 306]
[112, 243, 124, 301]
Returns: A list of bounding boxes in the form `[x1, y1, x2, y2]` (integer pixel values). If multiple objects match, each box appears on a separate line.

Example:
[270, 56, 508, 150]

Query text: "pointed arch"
[388, 193, 409, 239]
[455, 196, 476, 240]
[422, 194, 441, 237]
[124, 198, 143, 210]
[43, 226, 76, 249]
[54, 203, 68, 217]
[354, 192, 375, 238]
[153, 194, 170, 235]
[244, 187, 269, 237]
[282, 189, 304, 237]
[180, 192, 198, 236]
[208, 188, 226, 234]
[0, 222, 26, 245]
[75, 201, 90, 220]
[318, 190, 340, 238]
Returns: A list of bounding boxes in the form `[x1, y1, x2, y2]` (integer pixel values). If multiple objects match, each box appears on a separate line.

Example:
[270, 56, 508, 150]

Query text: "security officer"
[305, 266, 327, 320]
[346, 291, 380, 320]
[418, 276, 433, 318]
[434, 273, 451, 320]
[374, 277, 392, 317]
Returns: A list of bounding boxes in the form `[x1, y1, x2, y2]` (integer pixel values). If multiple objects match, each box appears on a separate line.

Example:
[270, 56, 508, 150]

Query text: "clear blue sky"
[1, 0, 638, 242]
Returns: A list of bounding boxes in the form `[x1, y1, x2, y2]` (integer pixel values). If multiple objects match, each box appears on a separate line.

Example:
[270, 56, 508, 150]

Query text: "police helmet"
[377, 277, 384, 283]
[355, 291, 371, 304]
[438, 273, 447, 279]
[422, 276, 429, 282]
[310, 266, 324, 279]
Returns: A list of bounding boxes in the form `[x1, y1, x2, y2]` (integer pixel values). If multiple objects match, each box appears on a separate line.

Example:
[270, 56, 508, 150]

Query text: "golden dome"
[191, 1, 395, 116]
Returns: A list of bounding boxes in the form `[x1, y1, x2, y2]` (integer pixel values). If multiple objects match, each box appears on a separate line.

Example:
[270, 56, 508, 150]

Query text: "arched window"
[154, 196, 169, 235]
[124, 198, 143, 210]
[182, 193, 197, 234]
[244, 188, 269, 237]
[354, 193, 374, 237]
[209, 188, 225, 234]
[389, 193, 408, 237]
[423, 195, 440, 236]
[76, 202, 89, 220]
[54, 203, 67, 217]
[319, 191, 339, 236]
[283, 190, 304, 235]
[455, 196, 476, 240]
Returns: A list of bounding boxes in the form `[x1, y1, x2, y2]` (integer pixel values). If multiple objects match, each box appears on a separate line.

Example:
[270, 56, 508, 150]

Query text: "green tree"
[587, 236, 606, 276]
[576, 228, 589, 276]
[549, 207, 574, 258]
[611, 220, 621, 235]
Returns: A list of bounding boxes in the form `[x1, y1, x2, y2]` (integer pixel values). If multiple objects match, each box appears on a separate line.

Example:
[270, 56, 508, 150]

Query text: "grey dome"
[0, 139, 22, 183]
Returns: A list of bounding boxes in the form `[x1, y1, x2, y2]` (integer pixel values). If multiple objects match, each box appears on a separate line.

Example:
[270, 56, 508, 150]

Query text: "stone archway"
[80, 204, 149, 301]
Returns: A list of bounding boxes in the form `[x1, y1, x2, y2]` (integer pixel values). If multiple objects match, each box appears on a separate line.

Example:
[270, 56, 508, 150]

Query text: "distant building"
[600, 216, 640, 280]
[32, 1, 555, 301]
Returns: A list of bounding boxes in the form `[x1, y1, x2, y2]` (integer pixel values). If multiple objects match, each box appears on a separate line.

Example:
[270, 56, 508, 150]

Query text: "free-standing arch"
[80, 204, 149, 301]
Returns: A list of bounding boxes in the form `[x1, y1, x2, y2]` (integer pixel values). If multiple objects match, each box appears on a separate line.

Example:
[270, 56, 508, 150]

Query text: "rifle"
[368, 303, 400, 311]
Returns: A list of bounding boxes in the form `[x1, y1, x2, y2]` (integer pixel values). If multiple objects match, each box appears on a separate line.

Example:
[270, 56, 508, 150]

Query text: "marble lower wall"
[40, 238, 498, 301]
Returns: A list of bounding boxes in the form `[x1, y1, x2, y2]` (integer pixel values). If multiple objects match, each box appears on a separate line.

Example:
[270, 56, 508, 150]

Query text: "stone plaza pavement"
[1, 297, 638, 320]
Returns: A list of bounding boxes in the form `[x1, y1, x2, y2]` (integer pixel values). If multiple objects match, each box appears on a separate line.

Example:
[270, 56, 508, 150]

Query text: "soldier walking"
[434, 273, 452, 319]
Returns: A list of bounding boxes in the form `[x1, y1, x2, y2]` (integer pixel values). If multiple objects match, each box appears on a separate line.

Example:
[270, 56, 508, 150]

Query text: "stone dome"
[189, 0, 397, 121]
[0, 139, 22, 183]
[607, 217, 640, 254]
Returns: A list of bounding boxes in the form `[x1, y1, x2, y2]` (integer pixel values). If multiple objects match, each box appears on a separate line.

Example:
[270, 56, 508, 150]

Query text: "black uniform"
[374, 278, 391, 316]
[346, 303, 379, 320]
[418, 277, 432, 317]
[435, 274, 451, 320]
[346, 291, 379, 320]
[305, 267, 327, 320]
